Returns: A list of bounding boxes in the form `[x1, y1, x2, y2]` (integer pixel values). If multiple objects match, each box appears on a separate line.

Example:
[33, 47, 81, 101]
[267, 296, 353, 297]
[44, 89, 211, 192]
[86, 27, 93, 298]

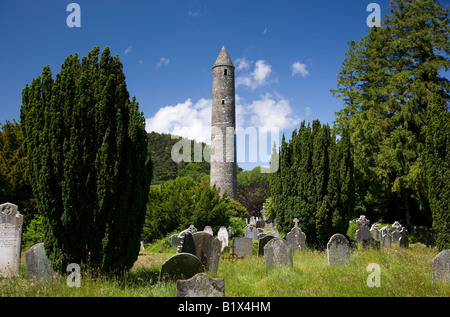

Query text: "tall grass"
[0, 243, 448, 297]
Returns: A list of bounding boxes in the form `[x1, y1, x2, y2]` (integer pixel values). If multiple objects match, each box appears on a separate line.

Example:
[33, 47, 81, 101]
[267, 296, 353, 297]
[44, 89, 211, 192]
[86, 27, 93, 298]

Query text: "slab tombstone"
[203, 226, 213, 236]
[233, 237, 252, 258]
[25, 243, 57, 280]
[176, 272, 225, 297]
[264, 238, 292, 268]
[370, 223, 380, 241]
[327, 234, 350, 266]
[258, 235, 275, 257]
[380, 226, 392, 248]
[245, 225, 258, 240]
[286, 218, 306, 251]
[0, 203, 23, 277]
[399, 227, 409, 248]
[192, 232, 221, 274]
[159, 253, 205, 282]
[217, 226, 229, 252]
[432, 249, 450, 283]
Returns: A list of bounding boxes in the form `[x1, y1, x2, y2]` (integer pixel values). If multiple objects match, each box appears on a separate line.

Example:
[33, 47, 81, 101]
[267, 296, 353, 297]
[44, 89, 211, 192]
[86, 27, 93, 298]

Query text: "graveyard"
[1, 215, 449, 297]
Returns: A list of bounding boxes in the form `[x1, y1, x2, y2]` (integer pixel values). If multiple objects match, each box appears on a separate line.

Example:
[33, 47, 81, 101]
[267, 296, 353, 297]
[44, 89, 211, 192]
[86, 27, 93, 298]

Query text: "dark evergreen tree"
[332, 0, 449, 225]
[20, 46, 152, 275]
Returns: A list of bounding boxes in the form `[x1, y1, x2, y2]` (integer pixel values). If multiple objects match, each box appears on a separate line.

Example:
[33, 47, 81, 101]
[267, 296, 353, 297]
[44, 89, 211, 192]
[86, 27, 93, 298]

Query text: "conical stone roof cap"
[213, 46, 234, 68]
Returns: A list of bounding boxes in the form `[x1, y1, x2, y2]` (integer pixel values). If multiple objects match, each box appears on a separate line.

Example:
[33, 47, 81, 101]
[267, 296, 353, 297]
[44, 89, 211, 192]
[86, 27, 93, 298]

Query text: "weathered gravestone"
[355, 215, 371, 244]
[169, 234, 181, 248]
[233, 237, 253, 258]
[432, 249, 450, 283]
[392, 221, 402, 244]
[0, 202, 23, 277]
[159, 253, 205, 282]
[176, 272, 225, 297]
[370, 223, 380, 241]
[180, 232, 196, 255]
[286, 218, 306, 251]
[217, 226, 229, 252]
[399, 227, 409, 248]
[327, 234, 350, 266]
[264, 238, 292, 268]
[380, 226, 392, 248]
[25, 243, 57, 279]
[258, 234, 275, 257]
[203, 226, 213, 236]
[192, 232, 221, 274]
[245, 224, 258, 240]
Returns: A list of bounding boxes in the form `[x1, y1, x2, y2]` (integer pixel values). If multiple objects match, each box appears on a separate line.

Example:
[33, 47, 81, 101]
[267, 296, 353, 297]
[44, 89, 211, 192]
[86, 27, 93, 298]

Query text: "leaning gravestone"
[286, 218, 306, 251]
[192, 232, 221, 274]
[432, 249, 449, 283]
[233, 237, 253, 258]
[176, 272, 225, 297]
[327, 234, 350, 266]
[0, 202, 23, 277]
[159, 253, 205, 282]
[264, 238, 292, 268]
[25, 243, 57, 279]
[217, 226, 229, 252]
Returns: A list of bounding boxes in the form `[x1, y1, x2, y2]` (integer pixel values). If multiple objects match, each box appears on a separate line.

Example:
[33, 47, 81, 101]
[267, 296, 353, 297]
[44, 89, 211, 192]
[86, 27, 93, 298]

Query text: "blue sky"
[1, 0, 447, 170]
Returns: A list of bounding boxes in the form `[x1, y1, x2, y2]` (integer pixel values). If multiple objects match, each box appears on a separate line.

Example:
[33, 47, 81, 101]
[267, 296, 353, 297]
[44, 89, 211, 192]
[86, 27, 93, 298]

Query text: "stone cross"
[0, 202, 23, 277]
[355, 215, 371, 243]
[293, 218, 299, 228]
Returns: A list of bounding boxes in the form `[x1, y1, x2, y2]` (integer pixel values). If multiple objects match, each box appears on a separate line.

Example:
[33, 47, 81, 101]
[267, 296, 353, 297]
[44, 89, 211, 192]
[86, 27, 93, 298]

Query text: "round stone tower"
[210, 46, 237, 200]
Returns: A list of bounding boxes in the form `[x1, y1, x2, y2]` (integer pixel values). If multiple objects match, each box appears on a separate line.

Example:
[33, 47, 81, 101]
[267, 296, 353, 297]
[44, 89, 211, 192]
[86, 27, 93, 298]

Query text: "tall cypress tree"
[21, 46, 152, 275]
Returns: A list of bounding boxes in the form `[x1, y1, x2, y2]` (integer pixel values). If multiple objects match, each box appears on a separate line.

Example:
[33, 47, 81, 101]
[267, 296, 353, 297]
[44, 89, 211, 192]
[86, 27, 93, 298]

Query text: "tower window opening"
[224, 69, 227, 76]
[222, 99, 225, 105]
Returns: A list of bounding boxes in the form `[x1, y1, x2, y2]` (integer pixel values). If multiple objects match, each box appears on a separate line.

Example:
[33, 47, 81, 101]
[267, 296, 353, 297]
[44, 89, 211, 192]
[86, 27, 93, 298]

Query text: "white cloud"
[236, 59, 272, 89]
[263, 28, 268, 34]
[235, 58, 250, 71]
[292, 61, 309, 77]
[156, 57, 170, 68]
[146, 98, 211, 143]
[247, 93, 300, 129]
[124, 46, 132, 55]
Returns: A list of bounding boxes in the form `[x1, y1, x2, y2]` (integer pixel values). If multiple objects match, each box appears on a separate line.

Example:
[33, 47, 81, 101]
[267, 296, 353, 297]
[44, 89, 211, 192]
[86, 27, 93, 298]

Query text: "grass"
[0, 243, 448, 297]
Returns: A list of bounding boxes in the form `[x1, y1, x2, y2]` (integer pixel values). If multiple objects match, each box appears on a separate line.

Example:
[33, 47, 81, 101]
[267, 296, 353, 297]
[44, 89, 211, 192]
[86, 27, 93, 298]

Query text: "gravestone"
[169, 234, 181, 247]
[258, 235, 275, 257]
[203, 226, 213, 236]
[392, 221, 402, 244]
[286, 218, 306, 251]
[176, 272, 225, 297]
[233, 237, 253, 258]
[245, 225, 258, 240]
[180, 232, 196, 255]
[217, 226, 229, 252]
[327, 234, 350, 266]
[370, 223, 380, 241]
[264, 238, 292, 268]
[399, 227, 409, 248]
[159, 253, 205, 282]
[25, 243, 57, 279]
[355, 215, 371, 244]
[380, 226, 392, 248]
[432, 249, 449, 283]
[192, 232, 221, 274]
[0, 202, 23, 277]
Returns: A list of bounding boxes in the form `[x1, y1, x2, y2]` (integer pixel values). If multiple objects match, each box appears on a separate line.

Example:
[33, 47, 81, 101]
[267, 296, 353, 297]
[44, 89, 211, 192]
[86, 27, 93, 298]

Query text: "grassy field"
[0, 243, 448, 297]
